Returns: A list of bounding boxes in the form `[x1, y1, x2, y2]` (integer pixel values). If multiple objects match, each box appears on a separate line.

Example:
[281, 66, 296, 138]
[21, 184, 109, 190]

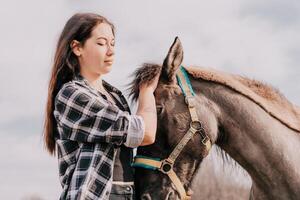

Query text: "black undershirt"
[99, 90, 134, 182]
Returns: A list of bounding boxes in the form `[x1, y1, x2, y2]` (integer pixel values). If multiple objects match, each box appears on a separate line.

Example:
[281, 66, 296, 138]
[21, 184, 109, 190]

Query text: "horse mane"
[186, 66, 300, 133]
[128, 63, 285, 102]
[128, 63, 300, 132]
[189, 66, 286, 103]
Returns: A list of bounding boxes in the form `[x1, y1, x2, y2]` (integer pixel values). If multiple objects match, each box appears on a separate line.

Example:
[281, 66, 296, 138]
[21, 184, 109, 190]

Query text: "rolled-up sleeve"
[124, 115, 145, 148]
[53, 84, 144, 146]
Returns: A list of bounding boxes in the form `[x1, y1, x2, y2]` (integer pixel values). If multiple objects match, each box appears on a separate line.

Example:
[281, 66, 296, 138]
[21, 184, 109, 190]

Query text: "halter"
[132, 66, 212, 200]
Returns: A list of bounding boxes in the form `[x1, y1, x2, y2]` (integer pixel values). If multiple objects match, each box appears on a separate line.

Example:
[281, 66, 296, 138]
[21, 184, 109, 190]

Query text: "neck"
[211, 83, 300, 200]
[80, 70, 105, 91]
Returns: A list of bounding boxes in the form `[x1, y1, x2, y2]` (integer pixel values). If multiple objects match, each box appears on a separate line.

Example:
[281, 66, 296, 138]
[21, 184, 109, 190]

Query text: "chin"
[98, 65, 112, 75]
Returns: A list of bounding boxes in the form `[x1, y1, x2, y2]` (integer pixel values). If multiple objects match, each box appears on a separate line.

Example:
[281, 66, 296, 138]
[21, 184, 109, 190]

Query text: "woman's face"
[76, 23, 115, 76]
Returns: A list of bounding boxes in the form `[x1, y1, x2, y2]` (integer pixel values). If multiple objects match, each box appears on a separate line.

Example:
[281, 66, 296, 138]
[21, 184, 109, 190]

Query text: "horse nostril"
[141, 193, 152, 200]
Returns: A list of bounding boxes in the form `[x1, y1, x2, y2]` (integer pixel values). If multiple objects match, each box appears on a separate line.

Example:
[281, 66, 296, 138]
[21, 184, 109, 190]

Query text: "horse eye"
[156, 105, 163, 115]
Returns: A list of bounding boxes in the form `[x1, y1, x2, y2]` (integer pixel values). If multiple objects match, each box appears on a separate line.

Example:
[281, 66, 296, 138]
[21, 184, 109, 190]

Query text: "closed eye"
[156, 105, 163, 115]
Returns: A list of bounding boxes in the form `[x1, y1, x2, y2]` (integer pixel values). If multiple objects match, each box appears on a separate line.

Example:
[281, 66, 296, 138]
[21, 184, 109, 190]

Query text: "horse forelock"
[128, 63, 162, 101]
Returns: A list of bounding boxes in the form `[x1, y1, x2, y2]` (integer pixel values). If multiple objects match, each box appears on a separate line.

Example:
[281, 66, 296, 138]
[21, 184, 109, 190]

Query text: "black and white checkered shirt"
[53, 74, 145, 200]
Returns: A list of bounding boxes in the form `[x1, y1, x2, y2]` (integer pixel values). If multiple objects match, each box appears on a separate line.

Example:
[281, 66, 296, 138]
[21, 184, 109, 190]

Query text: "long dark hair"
[43, 13, 115, 155]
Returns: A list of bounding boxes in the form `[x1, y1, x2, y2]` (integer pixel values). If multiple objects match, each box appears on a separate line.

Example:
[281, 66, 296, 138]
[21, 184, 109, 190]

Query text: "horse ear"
[161, 37, 184, 84]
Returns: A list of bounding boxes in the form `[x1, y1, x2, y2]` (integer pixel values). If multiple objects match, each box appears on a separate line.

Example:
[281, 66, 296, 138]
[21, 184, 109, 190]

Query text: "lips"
[104, 60, 113, 63]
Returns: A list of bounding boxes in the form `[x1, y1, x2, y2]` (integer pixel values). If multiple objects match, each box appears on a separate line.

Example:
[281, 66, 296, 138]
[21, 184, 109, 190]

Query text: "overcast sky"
[0, 0, 299, 199]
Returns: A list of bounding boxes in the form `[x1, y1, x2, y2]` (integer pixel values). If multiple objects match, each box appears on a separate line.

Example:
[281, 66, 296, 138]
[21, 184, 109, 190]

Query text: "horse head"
[130, 37, 220, 200]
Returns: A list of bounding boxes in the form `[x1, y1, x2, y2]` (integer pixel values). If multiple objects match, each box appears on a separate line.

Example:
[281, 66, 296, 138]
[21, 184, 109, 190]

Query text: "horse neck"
[192, 78, 300, 199]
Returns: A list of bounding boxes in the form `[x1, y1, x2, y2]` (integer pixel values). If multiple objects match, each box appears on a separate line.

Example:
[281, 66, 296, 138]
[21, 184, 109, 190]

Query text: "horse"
[129, 37, 300, 200]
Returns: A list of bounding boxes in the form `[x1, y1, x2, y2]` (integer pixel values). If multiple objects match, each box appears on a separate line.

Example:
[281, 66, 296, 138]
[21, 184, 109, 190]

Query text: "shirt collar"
[74, 73, 122, 95]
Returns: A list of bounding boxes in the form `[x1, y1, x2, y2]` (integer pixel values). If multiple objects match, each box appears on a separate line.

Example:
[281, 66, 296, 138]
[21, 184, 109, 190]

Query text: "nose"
[106, 44, 114, 56]
[141, 193, 151, 200]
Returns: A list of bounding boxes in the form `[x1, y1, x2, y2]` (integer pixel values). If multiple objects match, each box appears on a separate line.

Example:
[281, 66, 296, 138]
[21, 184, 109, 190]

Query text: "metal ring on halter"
[159, 160, 173, 174]
[190, 121, 202, 131]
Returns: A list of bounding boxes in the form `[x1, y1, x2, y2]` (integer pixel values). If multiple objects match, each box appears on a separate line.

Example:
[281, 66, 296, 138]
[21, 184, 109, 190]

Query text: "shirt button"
[126, 186, 131, 191]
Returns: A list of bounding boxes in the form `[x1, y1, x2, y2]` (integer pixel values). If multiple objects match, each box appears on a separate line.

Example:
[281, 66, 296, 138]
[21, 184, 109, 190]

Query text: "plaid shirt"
[53, 74, 145, 200]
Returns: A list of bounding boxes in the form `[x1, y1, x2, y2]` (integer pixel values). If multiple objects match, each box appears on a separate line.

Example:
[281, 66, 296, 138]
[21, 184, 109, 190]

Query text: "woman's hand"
[139, 72, 160, 93]
[136, 72, 160, 146]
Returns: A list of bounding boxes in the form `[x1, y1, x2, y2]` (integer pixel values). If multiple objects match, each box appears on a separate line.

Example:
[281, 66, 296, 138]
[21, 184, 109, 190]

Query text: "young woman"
[43, 13, 159, 200]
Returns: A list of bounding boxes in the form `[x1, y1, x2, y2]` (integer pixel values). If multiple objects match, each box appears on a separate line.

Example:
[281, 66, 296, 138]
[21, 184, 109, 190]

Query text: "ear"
[161, 37, 184, 84]
[70, 40, 83, 57]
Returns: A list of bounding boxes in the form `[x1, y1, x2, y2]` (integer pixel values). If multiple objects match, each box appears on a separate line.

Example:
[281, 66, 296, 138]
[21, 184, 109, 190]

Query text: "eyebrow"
[96, 37, 115, 41]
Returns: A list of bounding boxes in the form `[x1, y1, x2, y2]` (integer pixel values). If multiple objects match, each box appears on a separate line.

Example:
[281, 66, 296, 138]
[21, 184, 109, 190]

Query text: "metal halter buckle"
[189, 121, 210, 145]
[201, 136, 210, 145]
[159, 159, 173, 174]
